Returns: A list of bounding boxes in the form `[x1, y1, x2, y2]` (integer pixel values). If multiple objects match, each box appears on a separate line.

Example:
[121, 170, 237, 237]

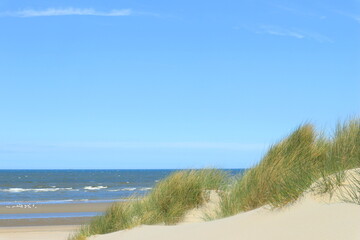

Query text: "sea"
[0, 170, 175, 206]
[0, 169, 244, 207]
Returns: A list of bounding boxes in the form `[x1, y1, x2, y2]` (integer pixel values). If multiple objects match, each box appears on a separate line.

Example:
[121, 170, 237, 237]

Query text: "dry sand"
[88, 200, 360, 240]
[89, 202, 360, 240]
[0, 225, 78, 240]
[87, 169, 360, 240]
[2, 199, 360, 240]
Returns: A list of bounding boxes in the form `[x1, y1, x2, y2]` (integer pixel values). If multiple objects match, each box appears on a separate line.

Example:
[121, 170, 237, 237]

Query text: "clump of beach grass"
[313, 119, 360, 196]
[144, 169, 228, 224]
[69, 169, 228, 240]
[327, 119, 360, 171]
[220, 124, 327, 215]
[340, 169, 360, 204]
[220, 118, 360, 217]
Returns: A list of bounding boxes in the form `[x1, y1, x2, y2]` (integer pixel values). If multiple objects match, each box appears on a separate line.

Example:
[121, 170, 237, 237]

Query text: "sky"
[0, 0, 359, 169]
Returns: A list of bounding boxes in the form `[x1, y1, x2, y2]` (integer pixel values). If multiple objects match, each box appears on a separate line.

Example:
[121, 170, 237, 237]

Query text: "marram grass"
[340, 169, 360, 204]
[70, 118, 360, 240]
[220, 118, 360, 217]
[220, 124, 326, 215]
[69, 169, 228, 240]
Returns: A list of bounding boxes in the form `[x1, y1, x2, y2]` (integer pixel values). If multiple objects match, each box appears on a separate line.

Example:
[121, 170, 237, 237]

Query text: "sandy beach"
[0, 202, 112, 227]
[1, 196, 359, 240]
[0, 225, 78, 240]
[1, 185, 360, 240]
[1, 167, 359, 240]
[0, 202, 113, 239]
[0, 202, 112, 215]
[88, 199, 360, 240]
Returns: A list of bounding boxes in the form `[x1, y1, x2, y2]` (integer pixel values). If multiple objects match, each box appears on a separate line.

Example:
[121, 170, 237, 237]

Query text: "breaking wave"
[83, 186, 108, 191]
[0, 188, 76, 193]
[107, 187, 152, 192]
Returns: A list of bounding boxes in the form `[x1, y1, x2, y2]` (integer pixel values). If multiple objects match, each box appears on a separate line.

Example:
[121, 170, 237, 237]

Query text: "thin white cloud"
[0, 142, 267, 152]
[257, 25, 333, 43]
[352, 15, 360, 23]
[61, 142, 267, 151]
[2, 8, 132, 17]
[353, 15, 360, 23]
[335, 10, 360, 24]
[276, 5, 327, 20]
[260, 25, 305, 39]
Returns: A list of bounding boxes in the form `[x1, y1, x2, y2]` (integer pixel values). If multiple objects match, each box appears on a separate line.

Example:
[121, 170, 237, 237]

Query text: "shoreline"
[0, 202, 113, 214]
[0, 202, 113, 227]
[0, 217, 90, 227]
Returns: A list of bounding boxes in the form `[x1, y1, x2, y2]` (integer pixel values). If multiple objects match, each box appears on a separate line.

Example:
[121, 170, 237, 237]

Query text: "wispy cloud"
[1, 8, 132, 17]
[61, 142, 267, 151]
[0, 142, 267, 153]
[249, 25, 333, 43]
[260, 25, 305, 39]
[335, 10, 360, 24]
[351, 15, 360, 23]
[276, 5, 327, 20]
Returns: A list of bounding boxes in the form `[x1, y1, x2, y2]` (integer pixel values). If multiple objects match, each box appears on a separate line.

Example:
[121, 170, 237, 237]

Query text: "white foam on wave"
[121, 187, 137, 191]
[108, 189, 121, 192]
[107, 187, 152, 192]
[0, 188, 75, 193]
[84, 186, 108, 191]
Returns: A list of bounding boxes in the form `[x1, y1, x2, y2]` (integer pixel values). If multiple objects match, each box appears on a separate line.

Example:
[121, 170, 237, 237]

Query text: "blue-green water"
[0, 169, 244, 205]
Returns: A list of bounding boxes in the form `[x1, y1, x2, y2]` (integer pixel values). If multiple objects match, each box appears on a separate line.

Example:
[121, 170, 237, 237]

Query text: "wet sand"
[0, 202, 112, 214]
[0, 202, 113, 227]
[0, 217, 92, 227]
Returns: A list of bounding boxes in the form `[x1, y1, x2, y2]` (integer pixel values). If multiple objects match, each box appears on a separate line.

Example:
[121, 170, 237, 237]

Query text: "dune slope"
[88, 198, 360, 240]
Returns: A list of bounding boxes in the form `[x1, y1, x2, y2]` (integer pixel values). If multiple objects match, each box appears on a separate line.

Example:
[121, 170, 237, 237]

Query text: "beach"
[88, 199, 360, 240]
[0, 202, 112, 227]
[0, 202, 113, 240]
[0, 170, 239, 239]
[1, 167, 360, 240]
[0, 225, 77, 240]
[1, 192, 359, 240]
[1, 168, 360, 240]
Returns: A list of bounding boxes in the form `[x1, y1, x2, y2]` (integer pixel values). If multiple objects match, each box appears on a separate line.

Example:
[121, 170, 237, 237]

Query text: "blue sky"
[0, 0, 359, 169]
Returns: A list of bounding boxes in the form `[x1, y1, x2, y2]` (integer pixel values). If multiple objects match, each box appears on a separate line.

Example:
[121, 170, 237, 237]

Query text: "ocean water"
[0, 169, 244, 205]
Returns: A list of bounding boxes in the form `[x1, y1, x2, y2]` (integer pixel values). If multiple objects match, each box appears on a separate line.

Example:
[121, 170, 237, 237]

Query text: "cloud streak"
[59, 142, 267, 151]
[260, 25, 305, 39]
[255, 25, 333, 43]
[2, 8, 132, 17]
[335, 10, 360, 24]
[276, 5, 327, 20]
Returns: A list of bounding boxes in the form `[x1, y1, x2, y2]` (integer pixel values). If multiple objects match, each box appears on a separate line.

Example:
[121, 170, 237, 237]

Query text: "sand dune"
[88, 169, 360, 240]
[87, 198, 360, 240]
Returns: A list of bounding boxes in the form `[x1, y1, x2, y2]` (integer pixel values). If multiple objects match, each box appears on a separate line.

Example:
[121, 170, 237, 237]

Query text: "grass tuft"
[340, 169, 360, 204]
[220, 118, 360, 217]
[220, 124, 326, 215]
[69, 169, 228, 240]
